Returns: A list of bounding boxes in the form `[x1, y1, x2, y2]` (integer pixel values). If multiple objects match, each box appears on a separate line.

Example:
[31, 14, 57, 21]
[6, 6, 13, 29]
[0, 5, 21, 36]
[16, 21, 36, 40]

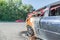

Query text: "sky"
[22, 0, 59, 10]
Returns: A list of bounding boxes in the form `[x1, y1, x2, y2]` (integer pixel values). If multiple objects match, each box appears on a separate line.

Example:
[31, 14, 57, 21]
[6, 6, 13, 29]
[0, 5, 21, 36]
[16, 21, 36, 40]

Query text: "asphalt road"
[0, 22, 27, 40]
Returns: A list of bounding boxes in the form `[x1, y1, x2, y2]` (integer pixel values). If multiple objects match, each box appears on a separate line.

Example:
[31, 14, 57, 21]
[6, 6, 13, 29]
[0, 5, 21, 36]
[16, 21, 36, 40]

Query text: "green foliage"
[0, 0, 34, 22]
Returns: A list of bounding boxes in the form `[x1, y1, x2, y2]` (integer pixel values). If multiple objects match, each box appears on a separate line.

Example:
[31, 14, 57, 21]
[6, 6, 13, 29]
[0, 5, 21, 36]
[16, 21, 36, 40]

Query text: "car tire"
[27, 25, 34, 37]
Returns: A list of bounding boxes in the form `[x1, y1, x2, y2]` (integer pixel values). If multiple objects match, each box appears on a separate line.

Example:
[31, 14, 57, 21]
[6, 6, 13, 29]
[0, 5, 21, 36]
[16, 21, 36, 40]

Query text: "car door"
[41, 7, 60, 40]
[40, 16, 60, 40]
[39, 6, 60, 40]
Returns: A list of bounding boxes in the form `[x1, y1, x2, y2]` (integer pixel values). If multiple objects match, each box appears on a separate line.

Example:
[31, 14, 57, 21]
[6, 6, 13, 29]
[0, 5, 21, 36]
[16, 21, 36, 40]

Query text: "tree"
[0, 0, 35, 22]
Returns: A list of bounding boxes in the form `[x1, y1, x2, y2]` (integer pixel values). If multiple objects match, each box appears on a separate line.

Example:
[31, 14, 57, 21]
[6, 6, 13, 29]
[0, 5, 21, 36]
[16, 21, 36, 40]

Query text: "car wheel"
[27, 25, 34, 37]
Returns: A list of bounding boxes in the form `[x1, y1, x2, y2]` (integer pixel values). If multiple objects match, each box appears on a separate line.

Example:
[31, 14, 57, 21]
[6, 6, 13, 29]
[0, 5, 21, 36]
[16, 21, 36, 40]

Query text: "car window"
[49, 7, 60, 16]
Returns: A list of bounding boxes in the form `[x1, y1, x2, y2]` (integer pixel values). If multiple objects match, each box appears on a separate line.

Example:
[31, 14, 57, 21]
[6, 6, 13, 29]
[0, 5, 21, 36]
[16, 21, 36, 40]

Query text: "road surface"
[0, 22, 27, 40]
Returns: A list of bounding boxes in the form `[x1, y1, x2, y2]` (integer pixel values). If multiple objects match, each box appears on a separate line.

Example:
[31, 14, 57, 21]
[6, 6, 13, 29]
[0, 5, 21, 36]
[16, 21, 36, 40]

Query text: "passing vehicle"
[22, 1, 60, 40]
[16, 20, 24, 22]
